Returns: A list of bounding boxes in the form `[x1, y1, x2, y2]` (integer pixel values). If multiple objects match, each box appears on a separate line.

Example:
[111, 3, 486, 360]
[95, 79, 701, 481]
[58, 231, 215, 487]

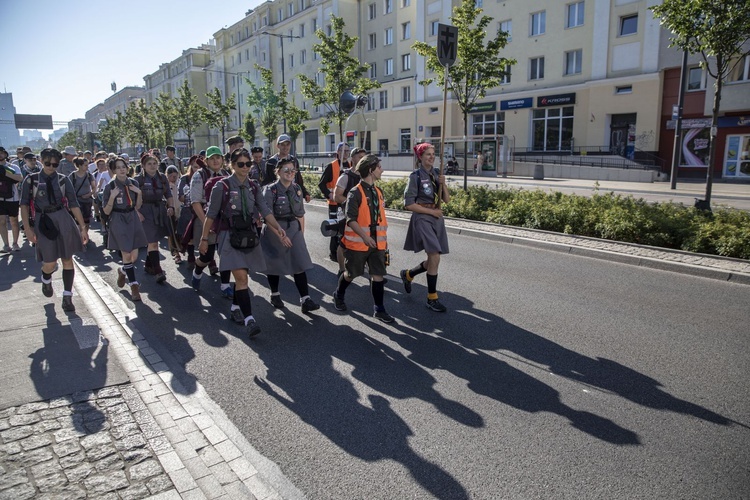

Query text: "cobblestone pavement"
[0, 245, 286, 500]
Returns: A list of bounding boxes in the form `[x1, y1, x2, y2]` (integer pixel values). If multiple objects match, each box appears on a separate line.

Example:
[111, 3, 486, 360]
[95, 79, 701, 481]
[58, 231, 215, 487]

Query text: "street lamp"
[261, 31, 301, 134]
[202, 68, 247, 143]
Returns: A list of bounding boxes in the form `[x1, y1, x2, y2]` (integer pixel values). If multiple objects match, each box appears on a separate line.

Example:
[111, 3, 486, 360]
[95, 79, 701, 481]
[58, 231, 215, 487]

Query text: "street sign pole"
[436, 23, 458, 208]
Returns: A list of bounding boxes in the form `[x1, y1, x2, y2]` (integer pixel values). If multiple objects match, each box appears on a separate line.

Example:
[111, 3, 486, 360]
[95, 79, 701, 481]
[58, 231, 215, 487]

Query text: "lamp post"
[202, 68, 246, 142]
[262, 31, 301, 134]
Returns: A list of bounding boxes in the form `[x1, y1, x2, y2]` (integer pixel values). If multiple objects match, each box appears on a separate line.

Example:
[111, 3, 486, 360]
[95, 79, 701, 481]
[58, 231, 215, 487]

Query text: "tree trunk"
[704, 55, 723, 206]
[462, 111, 469, 192]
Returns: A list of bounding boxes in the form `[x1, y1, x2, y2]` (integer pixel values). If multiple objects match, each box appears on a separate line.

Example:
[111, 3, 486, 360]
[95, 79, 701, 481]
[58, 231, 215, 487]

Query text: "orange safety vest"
[326, 159, 340, 205]
[342, 183, 388, 251]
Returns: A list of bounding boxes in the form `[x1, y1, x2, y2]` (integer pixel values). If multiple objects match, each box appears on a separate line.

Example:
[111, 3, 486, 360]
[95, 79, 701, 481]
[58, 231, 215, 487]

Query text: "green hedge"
[304, 175, 750, 260]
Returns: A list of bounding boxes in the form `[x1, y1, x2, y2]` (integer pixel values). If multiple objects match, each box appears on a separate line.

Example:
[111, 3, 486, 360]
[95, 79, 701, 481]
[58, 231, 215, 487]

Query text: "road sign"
[437, 24, 458, 67]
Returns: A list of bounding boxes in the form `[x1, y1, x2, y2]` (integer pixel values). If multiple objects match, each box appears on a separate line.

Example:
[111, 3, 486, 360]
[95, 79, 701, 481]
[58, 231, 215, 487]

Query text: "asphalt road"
[77, 206, 750, 499]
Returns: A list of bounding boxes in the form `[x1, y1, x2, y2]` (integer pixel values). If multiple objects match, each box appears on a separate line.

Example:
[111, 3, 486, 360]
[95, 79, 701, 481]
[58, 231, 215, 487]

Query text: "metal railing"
[512, 146, 663, 171]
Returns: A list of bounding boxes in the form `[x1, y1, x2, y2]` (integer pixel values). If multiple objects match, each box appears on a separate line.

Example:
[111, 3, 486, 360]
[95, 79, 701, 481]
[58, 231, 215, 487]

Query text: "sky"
[2, 0, 261, 131]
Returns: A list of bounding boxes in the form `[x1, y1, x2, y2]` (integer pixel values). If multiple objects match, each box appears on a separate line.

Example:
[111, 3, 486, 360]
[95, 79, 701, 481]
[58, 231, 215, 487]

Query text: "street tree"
[246, 66, 284, 146]
[413, 0, 515, 190]
[298, 14, 380, 143]
[152, 92, 179, 148]
[204, 88, 237, 150]
[651, 0, 750, 206]
[243, 115, 256, 145]
[285, 104, 310, 156]
[55, 130, 79, 150]
[98, 111, 125, 153]
[124, 100, 157, 150]
[175, 81, 206, 155]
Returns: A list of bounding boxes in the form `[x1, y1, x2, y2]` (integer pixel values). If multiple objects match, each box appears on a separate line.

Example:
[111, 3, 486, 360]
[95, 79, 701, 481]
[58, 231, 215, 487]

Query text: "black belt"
[112, 207, 134, 213]
[143, 200, 163, 205]
[277, 218, 299, 228]
[42, 205, 64, 213]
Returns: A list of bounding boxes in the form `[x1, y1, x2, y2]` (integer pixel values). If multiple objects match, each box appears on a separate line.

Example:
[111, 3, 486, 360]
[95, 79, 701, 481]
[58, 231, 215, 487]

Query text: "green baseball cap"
[205, 146, 222, 158]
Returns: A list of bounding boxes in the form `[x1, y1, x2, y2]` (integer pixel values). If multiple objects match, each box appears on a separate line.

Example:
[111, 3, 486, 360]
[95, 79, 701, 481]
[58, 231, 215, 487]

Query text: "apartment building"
[82, 87, 146, 135]
[144, 46, 212, 154]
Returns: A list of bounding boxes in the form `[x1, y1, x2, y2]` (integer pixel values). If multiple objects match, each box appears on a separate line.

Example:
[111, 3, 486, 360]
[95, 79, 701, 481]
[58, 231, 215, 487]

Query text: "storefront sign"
[667, 117, 750, 129]
[718, 116, 750, 128]
[501, 97, 533, 110]
[469, 102, 497, 113]
[537, 93, 576, 107]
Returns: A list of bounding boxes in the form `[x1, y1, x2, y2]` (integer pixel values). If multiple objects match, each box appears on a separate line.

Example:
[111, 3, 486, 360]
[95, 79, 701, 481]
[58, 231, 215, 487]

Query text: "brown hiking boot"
[117, 268, 126, 288]
[130, 283, 141, 302]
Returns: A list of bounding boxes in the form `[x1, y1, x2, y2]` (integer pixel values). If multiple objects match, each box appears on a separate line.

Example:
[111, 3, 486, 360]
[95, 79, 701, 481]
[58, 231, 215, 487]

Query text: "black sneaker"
[374, 310, 395, 323]
[426, 298, 447, 312]
[333, 292, 347, 311]
[246, 320, 261, 338]
[270, 295, 284, 308]
[42, 281, 53, 298]
[301, 297, 320, 313]
[400, 270, 412, 294]
[230, 308, 244, 325]
[61, 296, 75, 312]
[155, 271, 167, 284]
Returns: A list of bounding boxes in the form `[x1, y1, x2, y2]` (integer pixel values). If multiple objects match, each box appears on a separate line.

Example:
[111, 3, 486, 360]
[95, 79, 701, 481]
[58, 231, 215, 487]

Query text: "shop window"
[400, 128, 411, 152]
[724, 135, 750, 177]
[472, 112, 506, 136]
[532, 106, 574, 151]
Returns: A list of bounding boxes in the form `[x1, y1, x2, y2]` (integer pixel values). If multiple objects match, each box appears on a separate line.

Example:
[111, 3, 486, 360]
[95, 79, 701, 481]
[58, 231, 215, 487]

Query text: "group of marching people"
[5, 133, 451, 338]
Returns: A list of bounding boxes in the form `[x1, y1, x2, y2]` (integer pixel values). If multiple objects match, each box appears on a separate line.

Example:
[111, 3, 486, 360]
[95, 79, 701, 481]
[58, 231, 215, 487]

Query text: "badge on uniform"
[422, 182, 432, 196]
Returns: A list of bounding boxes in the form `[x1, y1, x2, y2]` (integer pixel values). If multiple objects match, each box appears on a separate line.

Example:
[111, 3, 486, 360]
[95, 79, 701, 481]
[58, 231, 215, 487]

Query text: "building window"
[291, 79, 297, 92]
[402, 21, 411, 40]
[499, 19, 512, 42]
[368, 33, 377, 50]
[530, 11, 546, 36]
[500, 64, 511, 84]
[430, 21, 439, 37]
[368, 3, 376, 20]
[615, 85, 632, 94]
[472, 112, 505, 136]
[312, 18, 317, 31]
[687, 67, 705, 90]
[289, 54, 294, 68]
[301, 50, 306, 64]
[564, 49, 582, 75]
[326, 24, 332, 36]
[384, 0, 392, 14]
[313, 50, 319, 61]
[402, 86, 411, 103]
[384, 27, 393, 45]
[385, 58, 394, 75]
[402, 53, 411, 71]
[369, 63, 377, 78]
[723, 134, 750, 178]
[532, 107, 574, 151]
[300, 24, 305, 37]
[246, 49, 250, 60]
[566, 2, 584, 29]
[262, 16, 268, 27]
[619, 14, 638, 36]
[379, 90, 389, 109]
[475, 0, 482, 7]
[530, 56, 545, 80]
[288, 3, 294, 17]
[367, 93, 376, 111]
[399, 128, 411, 152]
[299, 0, 305, 10]
[402, 0, 410, 6]
[727, 55, 750, 83]
[278, 8, 283, 22]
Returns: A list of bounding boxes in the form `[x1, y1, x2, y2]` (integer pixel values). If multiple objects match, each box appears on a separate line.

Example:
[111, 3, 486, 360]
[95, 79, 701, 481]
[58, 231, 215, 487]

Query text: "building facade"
[0, 93, 22, 149]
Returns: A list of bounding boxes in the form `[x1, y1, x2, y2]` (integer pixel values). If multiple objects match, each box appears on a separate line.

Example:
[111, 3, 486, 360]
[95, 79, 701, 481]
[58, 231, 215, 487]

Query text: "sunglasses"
[43, 161, 60, 168]
[280, 167, 297, 174]
[235, 161, 253, 168]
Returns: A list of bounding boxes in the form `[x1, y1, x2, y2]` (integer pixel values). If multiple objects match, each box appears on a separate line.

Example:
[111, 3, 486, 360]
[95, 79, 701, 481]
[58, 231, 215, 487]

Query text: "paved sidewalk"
[0, 247, 283, 500]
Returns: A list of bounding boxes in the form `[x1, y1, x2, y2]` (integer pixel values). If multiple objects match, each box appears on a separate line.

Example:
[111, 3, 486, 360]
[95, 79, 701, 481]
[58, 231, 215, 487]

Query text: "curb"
[73, 260, 300, 500]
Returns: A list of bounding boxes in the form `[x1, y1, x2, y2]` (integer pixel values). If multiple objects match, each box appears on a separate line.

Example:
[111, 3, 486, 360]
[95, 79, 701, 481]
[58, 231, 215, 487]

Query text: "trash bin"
[533, 164, 545, 180]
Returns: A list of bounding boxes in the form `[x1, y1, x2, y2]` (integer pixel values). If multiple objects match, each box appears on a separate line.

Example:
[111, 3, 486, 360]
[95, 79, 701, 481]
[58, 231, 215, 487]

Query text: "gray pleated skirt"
[34, 210, 83, 262]
[260, 219, 313, 275]
[107, 211, 148, 253]
[192, 217, 217, 245]
[216, 230, 267, 273]
[140, 203, 169, 242]
[403, 212, 450, 255]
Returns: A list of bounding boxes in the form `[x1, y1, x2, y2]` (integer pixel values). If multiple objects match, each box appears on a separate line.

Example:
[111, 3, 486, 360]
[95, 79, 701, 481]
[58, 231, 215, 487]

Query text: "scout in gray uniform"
[199, 148, 289, 338]
[189, 146, 233, 296]
[19, 148, 89, 312]
[261, 158, 319, 313]
[68, 156, 97, 232]
[102, 156, 148, 301]
[399, 143, 451, 312]
[134, 153, 176, 284]
[176, 158, 202, 269]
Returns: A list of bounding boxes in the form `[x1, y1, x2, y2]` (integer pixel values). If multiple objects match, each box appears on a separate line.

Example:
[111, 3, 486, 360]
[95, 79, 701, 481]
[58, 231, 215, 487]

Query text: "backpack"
[29, 173, 67, 208]
[69, 171, 94, 200]
[0, 165, 20, 199]
[217, 179, 260, 250]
